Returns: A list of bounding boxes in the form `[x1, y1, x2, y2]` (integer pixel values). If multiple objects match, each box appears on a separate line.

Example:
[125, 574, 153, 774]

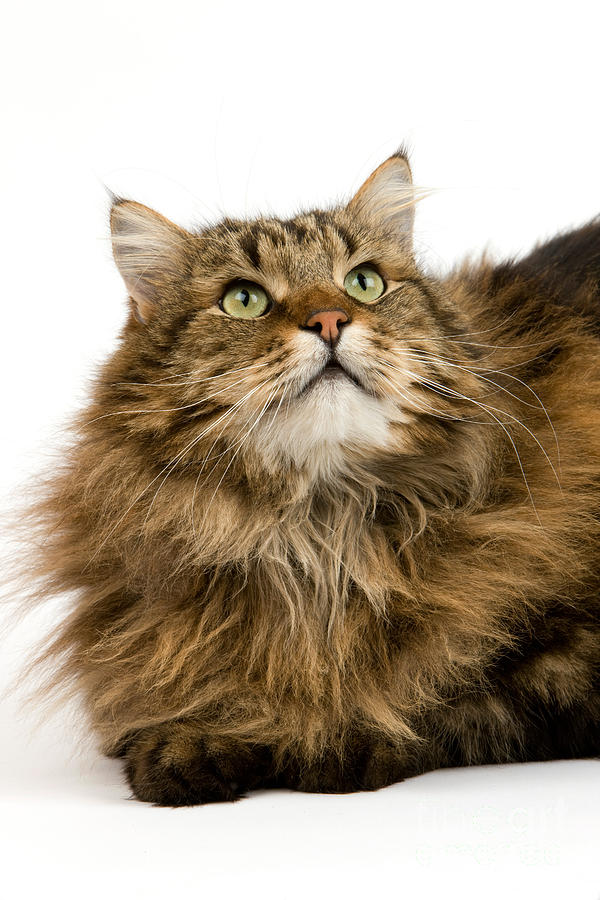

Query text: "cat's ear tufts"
[347, 151, 416, 247]
[110, 199, 189, 324]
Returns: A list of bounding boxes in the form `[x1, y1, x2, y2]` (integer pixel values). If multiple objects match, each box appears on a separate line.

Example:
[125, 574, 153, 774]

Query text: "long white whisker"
[169, 381, 270, 531]
[263, 380, 291, 436]
[189, 379, 275, 536]
[381, 358, 560, 487]
[406, 345, 501, 366]
[114, 361, 270, 387]
[408, 307, 523, 342]
[193, 386, 280, 534]
[86, 384, 268, 566]
[378, 359, 555, 519]
[378, 364, 542, 518]
[406, 352, 561, 473]
[416, 376, 541, 521]
[198, 382, 281, 518]
[399, 354, 562, 485]
[85, 373, 263, 426]
[446, 337, 555, 351]
[405, 353, 544, 410]
[203, 377, 285, 479]
[201, 375, 290, 469]
[376, 367, 510, 425]
[418, 376, 556, 509]
[194, 374, 289, 475]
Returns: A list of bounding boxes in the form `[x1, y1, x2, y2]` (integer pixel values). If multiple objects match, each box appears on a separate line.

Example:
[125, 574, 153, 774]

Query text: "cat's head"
[108, 152, 478, 484]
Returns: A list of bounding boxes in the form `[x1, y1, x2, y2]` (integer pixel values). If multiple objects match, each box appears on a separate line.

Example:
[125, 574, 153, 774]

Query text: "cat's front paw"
[123, 721, 269, 807]
[279, 735, 416, 794]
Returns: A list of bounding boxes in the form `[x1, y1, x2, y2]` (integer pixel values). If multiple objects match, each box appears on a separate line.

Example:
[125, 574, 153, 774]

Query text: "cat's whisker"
[143, 379, 272, 532]
[405, 351, 561, 473]
[481, 353, 553, 374]
[189, 377, 280, 537]
[114, 361, 270, 387]
[381, 357, 559, 473]
[400, 353, 562, 481]
[378, 359, 555, 515]
[87, 382, 270, 565]
[446, 337, 555, 351]
[201, 380, 290, 479]
[411, 374, 541, 520]
[404, 333, 557, 355]
[263, 380, 292, 436]
[374, 369, 504, 425]
[404, 353, 545, 411]
[488, 369, 561, 474]
[405, 354, 523, 401]
[85, 372, 266, 426]
[145, 383, 269, 534]
[379, 360, 514, 424]
[406, 346, 554, 376]
[406, 345, 501, 366]
[417, 375, 555, 510]
[198, 375, 287, 479]
[409, 307, 523, 342]
[194, 382, 282, 534]
[195, 371, 292, 475]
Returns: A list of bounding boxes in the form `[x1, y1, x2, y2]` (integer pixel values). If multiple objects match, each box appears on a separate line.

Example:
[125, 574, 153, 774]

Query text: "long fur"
[17, 154, 600, 804]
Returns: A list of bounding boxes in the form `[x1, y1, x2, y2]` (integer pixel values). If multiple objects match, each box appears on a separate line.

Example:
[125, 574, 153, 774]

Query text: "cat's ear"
[347, 151, 415, 246]
[110, 199, 189, 323]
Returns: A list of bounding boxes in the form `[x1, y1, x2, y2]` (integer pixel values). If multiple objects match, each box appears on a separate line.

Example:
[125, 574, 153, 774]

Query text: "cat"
[25, 149, 600, 805]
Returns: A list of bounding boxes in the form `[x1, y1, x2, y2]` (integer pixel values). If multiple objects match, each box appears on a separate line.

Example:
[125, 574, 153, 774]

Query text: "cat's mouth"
[299, 358, 365, 395]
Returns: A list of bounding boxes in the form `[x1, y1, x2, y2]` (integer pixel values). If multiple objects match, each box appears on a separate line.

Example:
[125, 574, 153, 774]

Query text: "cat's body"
[30, 153, 600, 804]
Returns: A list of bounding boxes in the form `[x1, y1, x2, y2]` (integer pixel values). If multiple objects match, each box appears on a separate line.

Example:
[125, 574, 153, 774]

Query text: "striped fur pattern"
[25, 152, 600, 804]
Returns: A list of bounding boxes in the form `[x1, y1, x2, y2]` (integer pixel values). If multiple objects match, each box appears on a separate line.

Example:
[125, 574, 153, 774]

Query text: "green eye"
[220, 281, 270, 318]
[343, 266, 385, 304]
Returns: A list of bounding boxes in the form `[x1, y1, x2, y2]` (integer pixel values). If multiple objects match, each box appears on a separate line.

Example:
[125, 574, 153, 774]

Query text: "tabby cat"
[29, 151, 600, 805]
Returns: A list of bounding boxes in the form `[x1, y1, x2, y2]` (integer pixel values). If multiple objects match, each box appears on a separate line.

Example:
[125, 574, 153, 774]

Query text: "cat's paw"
[354, 738, 410, 791]
[123, 721, 267, 807]
[279, 736, 412, 794]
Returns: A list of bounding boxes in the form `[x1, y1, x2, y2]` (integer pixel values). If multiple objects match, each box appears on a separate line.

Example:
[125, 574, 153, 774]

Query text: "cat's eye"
[343, 266, 385, 304]
[220, 281, 270, 319]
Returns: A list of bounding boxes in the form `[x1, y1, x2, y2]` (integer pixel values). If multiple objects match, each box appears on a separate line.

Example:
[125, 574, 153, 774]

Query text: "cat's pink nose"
[303, 308, 350, 346]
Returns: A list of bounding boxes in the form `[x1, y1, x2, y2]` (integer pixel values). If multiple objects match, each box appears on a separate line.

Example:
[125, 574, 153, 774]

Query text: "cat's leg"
[433, 688, 600, 767]
[118, 720, 273, 806]
[517, 693, 600, 762]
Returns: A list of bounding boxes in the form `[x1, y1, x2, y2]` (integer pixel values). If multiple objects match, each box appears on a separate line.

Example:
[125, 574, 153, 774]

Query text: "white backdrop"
[1, 1, 599, 897]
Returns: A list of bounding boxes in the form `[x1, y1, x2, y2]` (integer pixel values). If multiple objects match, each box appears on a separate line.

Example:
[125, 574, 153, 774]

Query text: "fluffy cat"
[26, 151, 600, 805]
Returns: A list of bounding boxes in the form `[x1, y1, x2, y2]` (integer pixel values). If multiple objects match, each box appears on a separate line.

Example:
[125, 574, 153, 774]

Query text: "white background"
[1, 1, 599, 897]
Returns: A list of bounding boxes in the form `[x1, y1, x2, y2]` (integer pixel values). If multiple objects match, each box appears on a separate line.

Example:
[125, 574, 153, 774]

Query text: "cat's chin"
[249, 373, 411, 477]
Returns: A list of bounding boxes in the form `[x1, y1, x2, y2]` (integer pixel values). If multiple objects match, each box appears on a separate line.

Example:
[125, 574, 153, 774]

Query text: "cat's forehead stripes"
[195, 212, 362, 292]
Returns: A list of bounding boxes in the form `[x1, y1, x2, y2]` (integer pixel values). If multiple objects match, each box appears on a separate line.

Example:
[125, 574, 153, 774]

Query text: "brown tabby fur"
[23, 151, 600, 805]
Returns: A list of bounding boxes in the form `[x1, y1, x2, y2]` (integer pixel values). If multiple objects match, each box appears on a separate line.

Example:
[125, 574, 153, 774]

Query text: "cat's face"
[109, 154, 473, 480]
